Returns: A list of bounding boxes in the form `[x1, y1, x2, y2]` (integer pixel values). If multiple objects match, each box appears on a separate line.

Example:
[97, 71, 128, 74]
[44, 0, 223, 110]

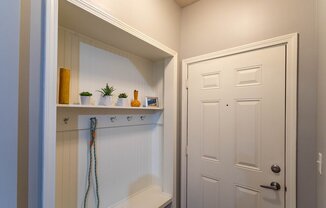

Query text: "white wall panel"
[77, 125, 156, 207]
[79, 42, 155, 105]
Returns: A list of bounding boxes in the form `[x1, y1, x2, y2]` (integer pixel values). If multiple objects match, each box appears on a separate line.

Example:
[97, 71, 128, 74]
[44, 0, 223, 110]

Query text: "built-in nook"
[55, 0, 177, 207]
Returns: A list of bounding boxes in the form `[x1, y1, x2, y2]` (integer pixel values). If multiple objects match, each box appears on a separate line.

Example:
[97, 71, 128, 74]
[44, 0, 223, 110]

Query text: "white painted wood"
[48, 0, 177, 207]
[284, 35, 298, 208]
[58, 0, 176, 61]
[187, 45, 286, 208]
[111, 185, 172, 208]
[56, 131, 78, 208]
[77, 125, 154, 207]
[57, 113, 158, 131]
[43, 0, 58, 207]
[181, 34, 298, 208]
[58, 27, 166, 108]
[57, 28, 80, 104]
[57, 104, 163, 111]
[78, 41, 156, 106]
[163, 56, 178, 205]
[56, 112, 165, 207]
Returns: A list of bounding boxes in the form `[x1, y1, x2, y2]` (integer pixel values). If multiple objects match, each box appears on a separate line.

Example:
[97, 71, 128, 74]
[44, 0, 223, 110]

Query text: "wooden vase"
[131, 90, 141, 107]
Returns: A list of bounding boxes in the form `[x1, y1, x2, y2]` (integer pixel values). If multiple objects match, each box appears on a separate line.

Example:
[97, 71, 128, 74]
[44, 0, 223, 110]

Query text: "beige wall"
[86, 0, 181, 51]
[180, 0, 317, 207]
[317, 0, 326, 207]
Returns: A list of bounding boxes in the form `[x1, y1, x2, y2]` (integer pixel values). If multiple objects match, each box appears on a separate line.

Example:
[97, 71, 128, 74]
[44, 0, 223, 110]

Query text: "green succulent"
[98, 84, 115, 97]
[79, 91, 92, 96]
[118, 93, 128, 98]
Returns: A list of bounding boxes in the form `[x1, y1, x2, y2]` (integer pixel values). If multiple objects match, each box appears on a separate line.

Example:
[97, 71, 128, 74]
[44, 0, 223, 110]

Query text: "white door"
[187, 45, 286, 208]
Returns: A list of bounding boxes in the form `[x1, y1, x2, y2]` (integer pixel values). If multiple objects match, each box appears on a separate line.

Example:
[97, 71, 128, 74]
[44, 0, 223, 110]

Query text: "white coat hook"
[140, 115, 146, 121]
[110, 116, 117, 122]
[127, 116, 133, 121]
[64, 117, 70, 124]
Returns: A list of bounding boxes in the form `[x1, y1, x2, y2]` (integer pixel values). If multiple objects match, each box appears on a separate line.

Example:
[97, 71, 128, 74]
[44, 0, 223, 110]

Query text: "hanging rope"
[83, 117, 100, 208]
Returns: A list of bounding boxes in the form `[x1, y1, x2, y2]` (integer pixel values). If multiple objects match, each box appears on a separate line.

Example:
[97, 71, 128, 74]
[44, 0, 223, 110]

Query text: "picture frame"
[145, 96, 159, 107]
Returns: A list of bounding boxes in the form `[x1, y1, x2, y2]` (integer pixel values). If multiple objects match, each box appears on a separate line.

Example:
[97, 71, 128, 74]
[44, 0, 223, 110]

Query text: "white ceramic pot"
[80, 96, 91, 105]
[99, 96, 113, 106]
[116, 98, 128, 107]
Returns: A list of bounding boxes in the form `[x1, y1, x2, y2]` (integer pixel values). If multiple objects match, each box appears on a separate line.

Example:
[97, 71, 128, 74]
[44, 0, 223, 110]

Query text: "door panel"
[235, 99, 261, 170]
[187, 45, 286, 208]
[202, 177, 220, 208]
[235, 186, 260, 208]
[202, 101, 220, 161]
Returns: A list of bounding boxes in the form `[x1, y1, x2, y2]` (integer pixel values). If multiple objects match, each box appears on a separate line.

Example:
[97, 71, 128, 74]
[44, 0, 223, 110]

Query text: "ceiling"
[175, 0, 200, 8]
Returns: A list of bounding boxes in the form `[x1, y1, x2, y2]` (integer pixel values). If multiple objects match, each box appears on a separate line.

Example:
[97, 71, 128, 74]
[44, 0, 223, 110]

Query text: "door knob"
[260, 182, 281, 191]
[271, 165, 281, 173]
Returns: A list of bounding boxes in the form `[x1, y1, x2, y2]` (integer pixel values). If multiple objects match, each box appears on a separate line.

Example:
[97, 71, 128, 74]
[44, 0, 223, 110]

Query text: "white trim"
[43, 0, 58, 207]
[181, 33, 298, 208]
[43, 0, 178, 207]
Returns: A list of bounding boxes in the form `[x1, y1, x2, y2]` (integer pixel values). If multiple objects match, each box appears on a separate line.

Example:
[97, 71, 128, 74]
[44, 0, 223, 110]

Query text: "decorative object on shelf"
[98, 83, 115, 106]
[116, 93, 128, 107]
[131, 90, 141, 107]
[144, 96, 159, 108]
[59, 68, 71, 104]
[80, 92, 92, 105]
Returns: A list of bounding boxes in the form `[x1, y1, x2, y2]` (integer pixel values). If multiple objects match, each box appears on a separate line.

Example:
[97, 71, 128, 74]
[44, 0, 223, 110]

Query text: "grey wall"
[180, 0, 317, 207]
[317, 0, 326, 207]
[0, 0, 21, 207]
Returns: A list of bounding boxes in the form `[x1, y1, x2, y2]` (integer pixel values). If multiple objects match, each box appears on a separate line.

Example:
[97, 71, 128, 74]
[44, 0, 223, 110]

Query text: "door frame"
[181, 33, 298, 208]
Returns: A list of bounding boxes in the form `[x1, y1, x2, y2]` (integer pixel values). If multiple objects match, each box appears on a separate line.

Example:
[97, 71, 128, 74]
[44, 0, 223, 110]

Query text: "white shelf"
[59, 0, 176, 61]
[111, 186, 172, 208]
[57, 104, 163, 111]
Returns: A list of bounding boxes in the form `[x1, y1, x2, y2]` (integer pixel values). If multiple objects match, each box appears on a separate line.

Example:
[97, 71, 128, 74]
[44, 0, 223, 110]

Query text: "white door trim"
[181, 33, 298, 208]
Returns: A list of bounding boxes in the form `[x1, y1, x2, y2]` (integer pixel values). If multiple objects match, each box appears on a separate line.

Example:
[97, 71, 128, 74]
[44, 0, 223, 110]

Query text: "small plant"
[98, 84, 115, 97]
[118, 93, 128, 98]
[80, 92, 92, 96]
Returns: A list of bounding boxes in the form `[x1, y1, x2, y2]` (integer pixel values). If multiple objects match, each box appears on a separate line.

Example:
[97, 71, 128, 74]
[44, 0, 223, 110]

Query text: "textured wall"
[180, 0, 317, 207]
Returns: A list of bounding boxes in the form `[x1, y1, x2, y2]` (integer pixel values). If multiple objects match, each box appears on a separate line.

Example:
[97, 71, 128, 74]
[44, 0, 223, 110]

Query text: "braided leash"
[83, 117, 100, 208]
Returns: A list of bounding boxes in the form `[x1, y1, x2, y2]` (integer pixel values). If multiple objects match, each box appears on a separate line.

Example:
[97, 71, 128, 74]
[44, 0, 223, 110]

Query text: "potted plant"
[80, 91, 92, 105]
[116, 93, 128, 107]
[98, 84, 115, 106]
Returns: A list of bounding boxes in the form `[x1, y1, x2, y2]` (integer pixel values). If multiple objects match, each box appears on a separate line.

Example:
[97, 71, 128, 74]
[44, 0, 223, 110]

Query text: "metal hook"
[127, 116, 133, 121]
[110, 116, 117, 122]
[64, 117, 70, 124]
[140, 115, 146, 121]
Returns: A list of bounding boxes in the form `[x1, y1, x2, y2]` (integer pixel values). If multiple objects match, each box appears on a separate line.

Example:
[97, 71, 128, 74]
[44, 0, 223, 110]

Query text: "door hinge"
[285, 186, 287, 192]
[185, 79, 189, 90]
[185, 145, 189, 157]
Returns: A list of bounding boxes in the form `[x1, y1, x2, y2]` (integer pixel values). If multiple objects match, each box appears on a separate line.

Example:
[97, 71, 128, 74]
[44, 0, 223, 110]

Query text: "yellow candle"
[59, 68, 70, 104]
